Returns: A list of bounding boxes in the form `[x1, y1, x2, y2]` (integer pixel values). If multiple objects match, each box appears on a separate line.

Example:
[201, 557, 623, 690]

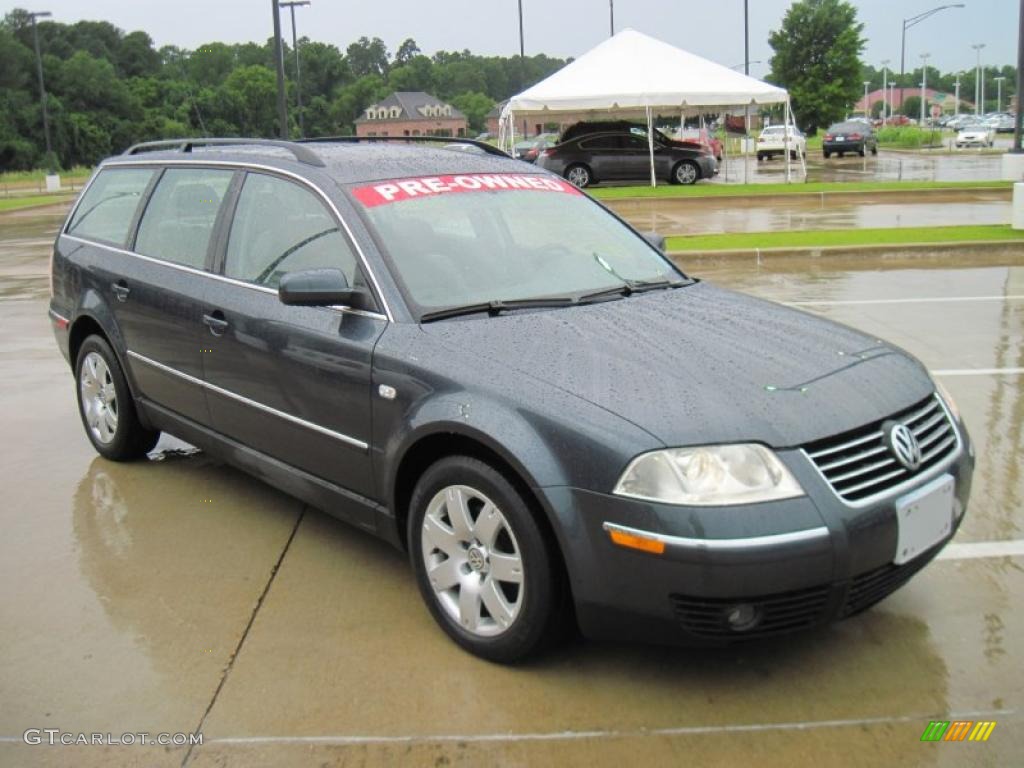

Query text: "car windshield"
[350, 172, 683, 315]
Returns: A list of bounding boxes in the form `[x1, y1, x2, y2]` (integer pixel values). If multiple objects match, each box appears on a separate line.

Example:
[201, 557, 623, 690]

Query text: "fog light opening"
[724, 603, 762, 632]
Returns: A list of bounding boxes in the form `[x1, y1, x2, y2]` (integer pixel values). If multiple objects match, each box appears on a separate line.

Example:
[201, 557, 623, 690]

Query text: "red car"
[677, 127, 723, 162]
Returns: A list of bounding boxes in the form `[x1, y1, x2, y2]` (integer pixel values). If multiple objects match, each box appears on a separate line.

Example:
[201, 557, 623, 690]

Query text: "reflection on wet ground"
[712, 148, 1006, 185]
[2, 211, 1022, 765]
[610, 188, 1012, 236]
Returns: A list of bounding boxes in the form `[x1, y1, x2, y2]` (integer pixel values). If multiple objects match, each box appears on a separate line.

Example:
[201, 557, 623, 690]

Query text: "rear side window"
[580, 136, 622, 150]
[67, 168, 154, 246]
[135, 168, 234, 269]
[224, 172, 359, 289]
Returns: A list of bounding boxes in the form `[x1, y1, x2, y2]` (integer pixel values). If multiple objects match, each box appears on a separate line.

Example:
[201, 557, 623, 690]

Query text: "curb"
[668, 239, 1024, 261]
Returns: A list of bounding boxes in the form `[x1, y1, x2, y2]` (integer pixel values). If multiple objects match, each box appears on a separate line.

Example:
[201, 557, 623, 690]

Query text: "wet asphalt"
[1, 204, 1022, 766]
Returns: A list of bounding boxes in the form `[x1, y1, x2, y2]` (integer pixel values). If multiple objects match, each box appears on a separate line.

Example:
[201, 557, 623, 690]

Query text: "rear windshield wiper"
[420, 296, 576, 323]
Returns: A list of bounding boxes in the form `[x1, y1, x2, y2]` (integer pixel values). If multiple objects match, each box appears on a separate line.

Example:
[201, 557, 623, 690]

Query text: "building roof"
[855, 87, 972, 111]
[355, 91, 466, 123]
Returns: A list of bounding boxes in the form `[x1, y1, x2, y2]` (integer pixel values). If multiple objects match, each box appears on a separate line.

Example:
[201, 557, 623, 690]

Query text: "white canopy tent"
[501, 29, 802, 184]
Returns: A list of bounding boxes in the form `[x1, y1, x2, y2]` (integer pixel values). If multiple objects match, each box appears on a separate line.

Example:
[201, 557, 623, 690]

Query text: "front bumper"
[541, 424, 974, 646]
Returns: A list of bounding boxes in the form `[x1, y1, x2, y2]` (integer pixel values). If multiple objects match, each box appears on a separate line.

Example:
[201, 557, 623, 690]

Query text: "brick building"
[355, 91, 467, 137]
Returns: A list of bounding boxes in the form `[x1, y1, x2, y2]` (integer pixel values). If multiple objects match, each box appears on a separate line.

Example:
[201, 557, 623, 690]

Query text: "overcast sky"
[12, 1, 1019, 75]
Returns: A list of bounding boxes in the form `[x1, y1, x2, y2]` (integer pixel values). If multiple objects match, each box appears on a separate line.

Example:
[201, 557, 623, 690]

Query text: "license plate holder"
[894, 474, 954, 565]
[836, 135, 845, 141]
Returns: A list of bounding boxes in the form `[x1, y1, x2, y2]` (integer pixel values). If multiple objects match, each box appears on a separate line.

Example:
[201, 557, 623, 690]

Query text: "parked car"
[956, 123, 995, 148]
[538, 124, 717, 186]
[822, 121, 879, 158]
[676, 127, 724, 162]
[756, 125, 807, 161]
[51, 137, 973, 662]
[514, 136, 556, 164]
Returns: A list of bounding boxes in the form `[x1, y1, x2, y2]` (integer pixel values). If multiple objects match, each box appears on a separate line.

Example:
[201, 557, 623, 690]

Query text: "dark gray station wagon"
[50, 138, 974, 662]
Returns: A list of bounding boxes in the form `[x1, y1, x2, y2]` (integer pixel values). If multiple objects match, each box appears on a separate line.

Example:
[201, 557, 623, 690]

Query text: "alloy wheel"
[420, 484, 524, 637]
[675, 163, 697, 184]
[566, 166, 590, 187]
[80, 351, 118, 444]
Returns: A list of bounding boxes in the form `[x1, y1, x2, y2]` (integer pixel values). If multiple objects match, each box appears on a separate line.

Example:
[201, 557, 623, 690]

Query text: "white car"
[756, 126, 806, 160]
[956, 124, 995, 148]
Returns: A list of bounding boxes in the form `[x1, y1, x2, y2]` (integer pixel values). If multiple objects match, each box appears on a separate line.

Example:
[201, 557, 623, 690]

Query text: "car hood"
[420, 282, 933, 449]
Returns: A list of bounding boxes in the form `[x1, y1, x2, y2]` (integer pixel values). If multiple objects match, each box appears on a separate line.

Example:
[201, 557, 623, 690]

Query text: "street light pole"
[28, 11, 53, 158]
[972, 43, 985, 115]
[881, 59, 890, 121]
[900, 5, 964, 116]
[994, 75, 1006, 111]
[954, 76, 960, 118]
[920, 53, 930, 124]
[1014, 0, 1024, 153]
[271, 0, 288, 139]
[609, 0, 614, 36]
[863, 81, 871, 118]
[280, 1, 310, 138]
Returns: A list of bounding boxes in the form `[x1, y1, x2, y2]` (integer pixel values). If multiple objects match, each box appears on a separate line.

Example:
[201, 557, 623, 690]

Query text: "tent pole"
[744, 105, 749, 184]
[646, 105, 656, 187]
[784, 97, 792, 183]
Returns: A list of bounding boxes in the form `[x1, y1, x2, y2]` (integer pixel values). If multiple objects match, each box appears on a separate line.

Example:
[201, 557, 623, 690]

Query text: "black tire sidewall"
[75, 336, 155, 460]
[408, 455, 558, 663]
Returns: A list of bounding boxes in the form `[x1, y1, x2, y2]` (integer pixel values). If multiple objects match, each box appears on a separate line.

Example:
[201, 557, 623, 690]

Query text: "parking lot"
[1, 204, 1023, 766]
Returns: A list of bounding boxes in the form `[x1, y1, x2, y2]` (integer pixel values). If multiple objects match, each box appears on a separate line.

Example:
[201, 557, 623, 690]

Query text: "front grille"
[669, 585, 830, 639]
[841, 542, 944, 617]
[804, 395, 957, 503]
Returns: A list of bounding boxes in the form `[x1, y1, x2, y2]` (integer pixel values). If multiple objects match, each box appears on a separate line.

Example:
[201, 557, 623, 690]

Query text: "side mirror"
[642, 231, 666, 252]
[278, 268, 360, 307]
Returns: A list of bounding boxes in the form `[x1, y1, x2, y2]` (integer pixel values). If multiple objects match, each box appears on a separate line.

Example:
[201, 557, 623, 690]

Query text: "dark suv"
[537, 123, 717, 187]
[51, 137, 972, 662]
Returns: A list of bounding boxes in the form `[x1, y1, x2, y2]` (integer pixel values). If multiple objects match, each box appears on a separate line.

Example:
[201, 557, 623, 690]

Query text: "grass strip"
[590, 179, 1011, 200]
[666, 225, 1024, 252]
[0, 194, 75, 213]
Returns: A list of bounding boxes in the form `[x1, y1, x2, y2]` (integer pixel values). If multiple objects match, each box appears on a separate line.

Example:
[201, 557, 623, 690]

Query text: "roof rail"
[122, 138, 325, 167]
[298, 135, 511, 159]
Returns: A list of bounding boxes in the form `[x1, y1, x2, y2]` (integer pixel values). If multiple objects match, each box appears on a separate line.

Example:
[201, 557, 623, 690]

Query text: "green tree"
[450, 91, 494, 132]
[394, 38, 420, 65]
[901, 95, 921, 118]
[767, 0, 866, 133]
[346, 36, 389, 78]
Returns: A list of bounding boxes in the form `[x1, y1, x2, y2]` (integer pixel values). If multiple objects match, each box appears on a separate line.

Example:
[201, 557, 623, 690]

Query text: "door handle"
[111, 280, 130, 302]
[202, 311, 229, 336]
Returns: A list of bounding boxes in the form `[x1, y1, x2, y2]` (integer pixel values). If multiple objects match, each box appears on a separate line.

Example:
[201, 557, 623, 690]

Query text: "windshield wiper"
[577, 277, 689, 304]
[420, 296, 576, 323]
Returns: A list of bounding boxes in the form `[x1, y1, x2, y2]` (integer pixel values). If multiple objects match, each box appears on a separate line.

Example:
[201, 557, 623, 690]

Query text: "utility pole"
[271, 0, 288, 139]
[972, 43, 985, 115]
[744, 0, 749, 75]
[1015, 0, 1024, 152]
[609, 0, 614, 36]
[280, 1, 310, 138]
[920, 53, 930, 124]
[28, 11, 53, 158]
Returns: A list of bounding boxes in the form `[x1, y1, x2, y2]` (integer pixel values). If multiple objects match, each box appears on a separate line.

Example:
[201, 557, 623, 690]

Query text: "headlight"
[934, 379, 961, 422]
[613, 444, 804, 506]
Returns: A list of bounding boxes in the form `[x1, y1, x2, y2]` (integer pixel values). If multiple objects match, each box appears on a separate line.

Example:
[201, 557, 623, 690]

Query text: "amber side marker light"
[608, 528, 665, 555]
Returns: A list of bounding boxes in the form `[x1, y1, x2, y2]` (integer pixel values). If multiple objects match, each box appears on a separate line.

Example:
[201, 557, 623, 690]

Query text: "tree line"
[0, 8, 567, 171]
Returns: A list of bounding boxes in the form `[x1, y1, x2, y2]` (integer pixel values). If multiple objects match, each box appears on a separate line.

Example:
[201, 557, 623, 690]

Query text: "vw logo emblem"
[466, 547, 487, 572]
[886, 422, 922, 470]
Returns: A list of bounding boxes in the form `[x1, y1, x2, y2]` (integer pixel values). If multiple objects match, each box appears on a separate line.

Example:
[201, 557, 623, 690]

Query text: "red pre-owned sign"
[351, 173, 582, 207]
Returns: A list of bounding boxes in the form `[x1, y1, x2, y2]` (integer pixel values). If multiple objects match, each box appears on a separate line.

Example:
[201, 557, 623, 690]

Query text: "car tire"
[756, 152, 765, 161]
[75, 335, 159, 461]
[870, 145, 878, 156]
[564, 164, 592, 188]
[409, 455, 563, 663]
[823, 150, 831, 159]
[672, 160, 700, 185]
[858, 147, 866, 157]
